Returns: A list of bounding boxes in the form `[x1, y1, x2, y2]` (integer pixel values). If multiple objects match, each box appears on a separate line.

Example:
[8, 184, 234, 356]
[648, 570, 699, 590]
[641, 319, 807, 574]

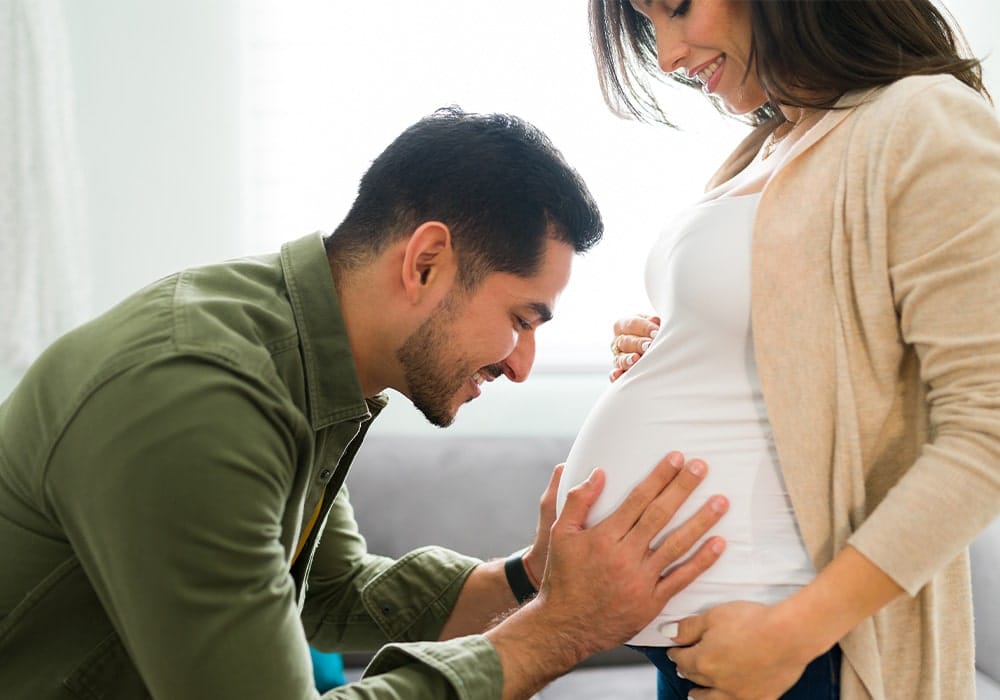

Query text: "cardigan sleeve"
[846, 76, 1000, 594]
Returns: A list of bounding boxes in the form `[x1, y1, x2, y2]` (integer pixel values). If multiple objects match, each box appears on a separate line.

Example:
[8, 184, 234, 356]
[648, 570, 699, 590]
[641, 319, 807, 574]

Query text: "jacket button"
[319, 469, 332, 480]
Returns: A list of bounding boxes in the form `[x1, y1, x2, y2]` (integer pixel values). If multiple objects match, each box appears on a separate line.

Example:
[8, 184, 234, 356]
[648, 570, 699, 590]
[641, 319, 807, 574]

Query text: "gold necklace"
[760, 121, 794, 160]
[761, 108, 821, 160]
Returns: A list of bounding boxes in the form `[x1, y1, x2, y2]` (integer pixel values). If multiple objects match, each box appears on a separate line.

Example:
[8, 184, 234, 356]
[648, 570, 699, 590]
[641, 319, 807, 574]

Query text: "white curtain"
[0, 0, 89, 372]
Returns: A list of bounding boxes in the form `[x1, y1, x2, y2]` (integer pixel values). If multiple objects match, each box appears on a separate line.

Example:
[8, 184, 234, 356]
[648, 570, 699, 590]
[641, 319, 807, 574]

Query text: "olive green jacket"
[0, 233, 503, 699]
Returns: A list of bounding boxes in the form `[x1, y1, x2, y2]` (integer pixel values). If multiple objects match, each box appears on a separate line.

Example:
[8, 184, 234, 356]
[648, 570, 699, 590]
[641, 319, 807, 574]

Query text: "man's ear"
[400, 221, 456, 303]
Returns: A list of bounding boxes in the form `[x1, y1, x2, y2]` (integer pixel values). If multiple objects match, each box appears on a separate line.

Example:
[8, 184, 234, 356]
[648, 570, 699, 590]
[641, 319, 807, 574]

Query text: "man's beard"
[396, 293, 470, 428]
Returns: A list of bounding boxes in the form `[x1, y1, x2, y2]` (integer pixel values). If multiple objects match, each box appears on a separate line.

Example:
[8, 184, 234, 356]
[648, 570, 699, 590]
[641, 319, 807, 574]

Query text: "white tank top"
[557, 194, 815, 647]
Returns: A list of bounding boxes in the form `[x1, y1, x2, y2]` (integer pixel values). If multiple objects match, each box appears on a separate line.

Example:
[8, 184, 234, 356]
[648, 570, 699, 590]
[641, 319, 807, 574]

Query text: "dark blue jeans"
[631, 644, 841, 700]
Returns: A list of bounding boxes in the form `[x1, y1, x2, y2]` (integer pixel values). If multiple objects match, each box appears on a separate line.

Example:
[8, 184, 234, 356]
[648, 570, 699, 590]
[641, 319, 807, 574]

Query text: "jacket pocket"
[62, 633, 151, 700]
[0, 557, 150, 699]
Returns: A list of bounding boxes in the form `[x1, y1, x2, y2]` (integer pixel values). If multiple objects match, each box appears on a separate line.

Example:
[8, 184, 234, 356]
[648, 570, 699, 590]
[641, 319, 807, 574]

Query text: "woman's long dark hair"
[590, 0, 988, 126]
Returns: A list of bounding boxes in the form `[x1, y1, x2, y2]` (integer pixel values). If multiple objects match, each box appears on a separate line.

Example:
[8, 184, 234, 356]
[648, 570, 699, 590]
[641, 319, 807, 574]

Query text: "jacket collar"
[280, 232, 387, 429]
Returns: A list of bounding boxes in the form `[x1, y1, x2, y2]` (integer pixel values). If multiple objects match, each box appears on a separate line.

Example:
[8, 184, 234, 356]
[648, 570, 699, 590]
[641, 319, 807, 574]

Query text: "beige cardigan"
[716, 75, 1000, 699]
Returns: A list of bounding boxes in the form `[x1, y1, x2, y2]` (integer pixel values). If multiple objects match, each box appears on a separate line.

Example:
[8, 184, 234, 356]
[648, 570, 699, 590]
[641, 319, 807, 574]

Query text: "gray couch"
[343, 435, 1000, 699]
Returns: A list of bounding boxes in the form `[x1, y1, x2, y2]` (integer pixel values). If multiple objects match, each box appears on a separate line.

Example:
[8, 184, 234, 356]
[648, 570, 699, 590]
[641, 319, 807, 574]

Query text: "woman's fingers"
[613, 350, 641, 373]
[613, 314, 661, 339]
[610, 332, 656, 358]
[610, 314, 661, 381]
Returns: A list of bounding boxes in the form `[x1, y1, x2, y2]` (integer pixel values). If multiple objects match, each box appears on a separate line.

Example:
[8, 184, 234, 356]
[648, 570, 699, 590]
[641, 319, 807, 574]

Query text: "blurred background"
[2, 0, 997, 438]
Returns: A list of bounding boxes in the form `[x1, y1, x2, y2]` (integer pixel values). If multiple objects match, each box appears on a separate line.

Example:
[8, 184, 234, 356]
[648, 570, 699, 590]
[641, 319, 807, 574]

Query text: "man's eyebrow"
[529, 302, 553, 324]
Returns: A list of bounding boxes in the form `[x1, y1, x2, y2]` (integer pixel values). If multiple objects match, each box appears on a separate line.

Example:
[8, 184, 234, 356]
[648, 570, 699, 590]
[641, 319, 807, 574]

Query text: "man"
[0, 108, 727, 698]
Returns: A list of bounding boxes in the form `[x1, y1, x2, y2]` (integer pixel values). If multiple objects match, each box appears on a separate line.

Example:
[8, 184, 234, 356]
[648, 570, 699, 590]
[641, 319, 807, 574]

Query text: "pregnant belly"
[558, 382, 762, 575]
[555, 375, 813, 645]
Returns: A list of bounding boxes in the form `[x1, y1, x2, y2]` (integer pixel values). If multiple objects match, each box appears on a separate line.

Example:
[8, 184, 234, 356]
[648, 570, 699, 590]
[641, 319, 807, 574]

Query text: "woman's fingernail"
[687, 460, 706, 477]
[641, 340, 651, 352]
[658, 622, 679, 639]
[625, 354, 636, 365]
[650, 328, 659, 338]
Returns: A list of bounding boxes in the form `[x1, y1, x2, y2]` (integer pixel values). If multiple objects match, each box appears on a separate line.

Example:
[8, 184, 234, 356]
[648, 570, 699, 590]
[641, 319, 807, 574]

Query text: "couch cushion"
[535, 664, 656, 699]
[346, 434, 574, 560]
[972, 517, 1000, 684]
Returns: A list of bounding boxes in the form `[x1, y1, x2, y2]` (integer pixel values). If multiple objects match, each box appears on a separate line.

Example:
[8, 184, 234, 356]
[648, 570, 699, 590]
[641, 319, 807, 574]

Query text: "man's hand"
[485, 451, 728, 699]
[537, 453, 727, 658]
[520, 463, 563, 588]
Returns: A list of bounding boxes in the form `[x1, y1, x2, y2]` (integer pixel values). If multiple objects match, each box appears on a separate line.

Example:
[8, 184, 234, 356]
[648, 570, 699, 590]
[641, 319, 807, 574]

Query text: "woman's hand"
[665, 601, 816, 700]
[666, 545, 903, 699]
[610, 314, 660, 382]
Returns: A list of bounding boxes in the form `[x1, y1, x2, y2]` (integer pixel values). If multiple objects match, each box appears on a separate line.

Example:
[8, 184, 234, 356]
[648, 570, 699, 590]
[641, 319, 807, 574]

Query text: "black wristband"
[504, 549, 538, 604]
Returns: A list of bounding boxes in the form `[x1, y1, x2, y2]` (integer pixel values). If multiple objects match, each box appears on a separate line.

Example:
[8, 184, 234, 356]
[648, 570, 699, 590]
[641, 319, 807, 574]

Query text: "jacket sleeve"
[302, 486, 483, 646]
[847, 77, 1000, 594]
[300, 482, 503, 698]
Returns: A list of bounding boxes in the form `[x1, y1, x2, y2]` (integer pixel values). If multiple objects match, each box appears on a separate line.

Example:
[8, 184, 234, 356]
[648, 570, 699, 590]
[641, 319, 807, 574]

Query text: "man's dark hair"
[325, 107, 603, 288]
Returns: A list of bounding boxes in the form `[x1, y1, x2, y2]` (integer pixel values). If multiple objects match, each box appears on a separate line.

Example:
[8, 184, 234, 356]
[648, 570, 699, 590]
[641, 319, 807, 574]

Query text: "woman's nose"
[655, 25, 687, 74]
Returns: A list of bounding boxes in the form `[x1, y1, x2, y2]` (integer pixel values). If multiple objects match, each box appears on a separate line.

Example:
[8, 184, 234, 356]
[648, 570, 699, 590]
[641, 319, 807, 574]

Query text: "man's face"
[396, 237, 574, 427]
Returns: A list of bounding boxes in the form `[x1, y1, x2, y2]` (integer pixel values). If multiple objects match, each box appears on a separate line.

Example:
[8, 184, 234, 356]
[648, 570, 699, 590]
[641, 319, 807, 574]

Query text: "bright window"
[241, 1, 754, 370]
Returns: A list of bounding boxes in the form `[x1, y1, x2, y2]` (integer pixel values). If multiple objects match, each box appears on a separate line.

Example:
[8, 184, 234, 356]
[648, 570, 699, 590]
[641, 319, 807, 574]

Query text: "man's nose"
[501, 332, 536, 384]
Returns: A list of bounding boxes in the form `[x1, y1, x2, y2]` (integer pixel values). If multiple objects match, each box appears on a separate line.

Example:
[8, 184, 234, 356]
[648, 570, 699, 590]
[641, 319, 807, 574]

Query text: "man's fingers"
[655, 534, 727, 601]
[557, 467, 606, 529]
[649, 494, 728, 572]
[539, 463, 564, 523]
[600, 452, 685, 535]
[625, 459, 711, 547]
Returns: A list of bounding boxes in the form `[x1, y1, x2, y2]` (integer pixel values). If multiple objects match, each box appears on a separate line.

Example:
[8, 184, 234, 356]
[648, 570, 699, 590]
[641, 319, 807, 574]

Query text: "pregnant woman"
[557, 1, 1000, 698]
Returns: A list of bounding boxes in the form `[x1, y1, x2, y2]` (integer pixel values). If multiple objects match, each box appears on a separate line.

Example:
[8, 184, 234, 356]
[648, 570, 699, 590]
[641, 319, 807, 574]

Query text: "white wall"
[945, 0, 999, 91]
[1, 0, 246, 399]
[3, 0, 997, 436]
[59, 0, 247, 315]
